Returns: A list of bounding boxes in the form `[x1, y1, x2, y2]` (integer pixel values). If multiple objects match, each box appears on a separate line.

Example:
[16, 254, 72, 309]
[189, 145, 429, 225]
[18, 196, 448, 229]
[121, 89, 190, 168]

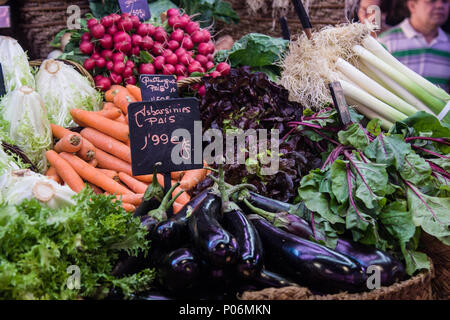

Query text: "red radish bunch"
[80, 10, 230, 93]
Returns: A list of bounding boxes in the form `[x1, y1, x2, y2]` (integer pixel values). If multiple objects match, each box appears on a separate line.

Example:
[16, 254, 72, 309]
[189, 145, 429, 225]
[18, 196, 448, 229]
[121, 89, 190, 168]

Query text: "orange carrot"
[95, 148, 133, 175]
[173, 183, 191, 205]
[171, 170, 185, 181]
[45, 166, 62, 184]
[179, 167, 208, 191]
[172, 201, 184, 214]
[125, 114, 129, 124]
[80, 127, 131, 163]
[115, 193, 143, 206]
[87, 183, 103, 195]
[118, 172, 149, 194]
[45, 150, 85, 193]
[115, 114, 127, 124]
[76, 138, 96, 161]
[121, 203, 136, 212]
[126, 84, 142, 101]
[54, 132, 82, 153]
[94, 108, 122, 120]
[113, 90, 137, 115]
[105, 85, 128, 102]
[103, 102, 117, 111]
[70, 109, 129, 143]
[50, 124, 73, 139]
[88, 158, 98, 167]
[133, 174, 155, 184]
[97, 168, 119, 182]
[59, 152, 133, 195]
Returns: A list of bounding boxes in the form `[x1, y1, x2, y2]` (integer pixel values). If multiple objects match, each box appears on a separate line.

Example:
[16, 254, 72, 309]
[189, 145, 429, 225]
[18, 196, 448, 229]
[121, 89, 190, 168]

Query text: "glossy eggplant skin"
[153, 188, 211, 249]
[222, 208, 264, 279]
[250, 269, 300, 289]
[250, 217, 368, 293]
[188, 194, 239, 267]
[157, 247, 201, 294]
[247, 191, 295, 213]
[133, 198, 160, 218]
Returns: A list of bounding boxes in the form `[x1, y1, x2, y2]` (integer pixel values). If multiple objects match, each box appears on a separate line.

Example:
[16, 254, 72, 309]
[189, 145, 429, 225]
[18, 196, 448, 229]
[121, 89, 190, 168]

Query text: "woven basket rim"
[239, 259, 435, 300]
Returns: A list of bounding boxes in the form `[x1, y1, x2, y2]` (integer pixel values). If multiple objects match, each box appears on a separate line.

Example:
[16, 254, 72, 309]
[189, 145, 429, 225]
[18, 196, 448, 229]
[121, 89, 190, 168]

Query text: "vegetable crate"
[216, 0, 349, 40]
[17, 0, 90, 59]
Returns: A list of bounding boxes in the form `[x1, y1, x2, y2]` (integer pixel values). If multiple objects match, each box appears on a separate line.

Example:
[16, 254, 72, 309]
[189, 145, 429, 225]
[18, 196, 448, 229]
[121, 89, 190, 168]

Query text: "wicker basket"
[17, 0, 90, 59]
[240, 259, 435, 300]
[420, 233, 450, 300]
[216, 0, 349, 40]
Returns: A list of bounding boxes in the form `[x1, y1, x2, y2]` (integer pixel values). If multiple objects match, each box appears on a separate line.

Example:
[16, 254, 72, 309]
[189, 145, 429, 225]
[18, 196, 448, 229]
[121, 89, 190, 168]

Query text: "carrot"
[45, 166, 62, 184]
[88, 158, 98, 167]
[54, 132, 82, 153]
[115, 193, 143, 206]
[45, 150, 85, 193]
[172, 201, 184, 214]
[171, 170, 185, 181]
[50, 124, 72, 139]
[87, 183, 103, 195]
[121, 203, 136, 212]
[173, 183, 191, 205]
[76, 138, 96, 161]
[133, 173, 155, 184]
[113, 90, 137, 115]
[103, 102, 117, 111]
[179, 167, 208, 191]
[105, 85, 128, 102]
[118, 172, 149, 194]
[126, 84, 142, 101]
[115, 114, 127, 124]
[80, 127, 131, 163]
[125, 114, 129, 124]
[94, 108, 122, 120]
[95, 148, 133, 175]
[70, 109, 129, 143]
[97, 168, 119, 182]
[59, 152, 133, 195]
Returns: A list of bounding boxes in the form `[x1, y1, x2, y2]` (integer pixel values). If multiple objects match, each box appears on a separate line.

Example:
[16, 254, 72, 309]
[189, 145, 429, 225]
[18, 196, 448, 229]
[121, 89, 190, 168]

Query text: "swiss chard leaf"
[364, 134, 412, 170]
[338, 123, 371, 150]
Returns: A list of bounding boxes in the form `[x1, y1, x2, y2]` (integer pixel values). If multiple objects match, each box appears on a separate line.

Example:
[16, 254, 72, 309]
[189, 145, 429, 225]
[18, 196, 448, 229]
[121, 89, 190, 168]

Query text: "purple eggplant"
[222, 205, 264, 279]
[250, 269, 300, 289]
[249, 215, 368, 293]
[188, 194, 239, 267]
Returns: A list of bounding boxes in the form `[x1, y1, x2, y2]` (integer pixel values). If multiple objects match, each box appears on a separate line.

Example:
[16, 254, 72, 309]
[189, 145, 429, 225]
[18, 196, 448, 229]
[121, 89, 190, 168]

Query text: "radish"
[141, 36, 154, 50]
[123, 67, 133, 78]
[130, 15, 141, 29]
[96, 76, 111, 91]
[107, 24, 119, 35]
[168, 40, 180, 51]
[198, 85, 206, 97]
[113, 61, 126, 75]
[117, 16, 133, 32]
[171, 29, 184, 42]
[167, 8, 180, 17]
[100, 15, 114, 28]
[115, 40, 131, 53]
[91, 52, 101, 60]
[195, 54, 208, 67]
[80, 41, 94, 54]
[121, 12, 131, 18]
[131, 46, 141, 56]
[106, 60, 114, 71]
[124, 75, 137, 85]
[132, 34, 143, 47]
[178, 15, 190, 29]
[154, 56, 166, 70]
[191, 30, 204, 44]
[83, 58, 96, 71]
[110, 72, 123, 85]
[113, 52, 125, 62]
[99, 34, 113, 49]
[81, 32, 92, 42]
[210, 71, 221, 78]
[207, 41, 215, 54]
[137, 23, 154, 36]
[101, 49, 114, 61]
[110, 13, 121, 24]
[94, 74, 104, 82]
[113, 31, 131, 44]
[95, 57, 106, 68]
[152, 42, 165, 55]
[188, 61, 203, 74]
[166, 54, 178, 66]
[206, 53, 214, 61]
[163, 64, 176, 75]
[177, 75, 187, 81]
[187, 50, 195, 57]
[126, 60, 135, 69]
[185, 21, 200, 35]
[153, 27, 168, 43]
[175, 47, 186, 57]
[197, 42, 209, 56]
[216, 62, 230, 76]
[178, 54, 190, 66]
[162, 49, 174, 58]
[202, 29, 211, 42]
[139, 63, 155, 74]
[175, 64, 186, 76]
[87, 18, 99, 29]
[91, 24, 105, 39]
[182, 36, 194, 50]
[205, 61, 215, 71]
[191, 83, 201, 90]
[168, 16, 181, 29]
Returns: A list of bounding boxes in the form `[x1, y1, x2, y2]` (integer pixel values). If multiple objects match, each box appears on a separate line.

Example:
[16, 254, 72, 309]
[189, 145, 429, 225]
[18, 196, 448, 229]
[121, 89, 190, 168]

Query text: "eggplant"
[250, 269, 300, 289]
[249, 216, 368, 293]
[132, 291, 174, 300]
[188, 194, 239, 267]
[222, 206, 264, 279]
[152, 188, 211, 249]
[157, 247, 202, 294]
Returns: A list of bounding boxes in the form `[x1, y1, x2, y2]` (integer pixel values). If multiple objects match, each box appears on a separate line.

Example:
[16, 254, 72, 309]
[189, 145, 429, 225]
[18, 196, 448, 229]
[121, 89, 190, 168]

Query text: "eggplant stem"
[167, 190, 184, 209]
[205, 167, 218, 173]
[243, 198, 289, 227]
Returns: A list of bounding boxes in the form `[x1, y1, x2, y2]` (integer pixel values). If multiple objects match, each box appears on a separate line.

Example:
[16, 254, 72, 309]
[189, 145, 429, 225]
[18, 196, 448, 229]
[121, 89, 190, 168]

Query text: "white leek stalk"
[346, 97, 394, 130]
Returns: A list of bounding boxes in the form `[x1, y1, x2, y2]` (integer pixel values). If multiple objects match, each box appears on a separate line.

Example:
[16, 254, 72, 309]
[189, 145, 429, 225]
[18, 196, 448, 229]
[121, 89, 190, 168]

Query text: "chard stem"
[344, 150, 376, 197]
[412, 145, 450, 159]
[405, 137, 450, 146]
[346, 163, 370, 224]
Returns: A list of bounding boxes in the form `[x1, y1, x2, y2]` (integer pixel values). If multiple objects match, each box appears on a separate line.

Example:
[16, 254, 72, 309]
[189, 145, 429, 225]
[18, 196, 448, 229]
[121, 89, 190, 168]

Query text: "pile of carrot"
[45, 84, 209, 214]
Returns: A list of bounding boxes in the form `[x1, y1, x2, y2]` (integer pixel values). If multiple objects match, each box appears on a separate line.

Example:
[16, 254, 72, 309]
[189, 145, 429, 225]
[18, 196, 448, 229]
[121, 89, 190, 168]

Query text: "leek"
[336, 58, 417, 116]
[362, 36, 450, 102]
[346, 97, 394, 130]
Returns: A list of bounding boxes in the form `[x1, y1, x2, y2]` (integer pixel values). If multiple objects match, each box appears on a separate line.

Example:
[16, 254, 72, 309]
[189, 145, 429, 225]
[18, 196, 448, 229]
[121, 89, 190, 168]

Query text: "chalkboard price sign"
[139, 74, 178, 102]
[0, 64, 6, 97]
[118, 0, 151, 21]
[128, 98, 203, 176]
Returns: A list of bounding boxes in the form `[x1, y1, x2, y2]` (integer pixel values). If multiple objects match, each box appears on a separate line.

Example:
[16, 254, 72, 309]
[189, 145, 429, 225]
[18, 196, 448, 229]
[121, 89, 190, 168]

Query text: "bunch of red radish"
[80, 9, 231, 95]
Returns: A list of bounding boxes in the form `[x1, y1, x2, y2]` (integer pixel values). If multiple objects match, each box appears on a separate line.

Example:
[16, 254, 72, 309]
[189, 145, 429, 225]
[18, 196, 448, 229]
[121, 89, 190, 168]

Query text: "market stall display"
[0, 2, 449, 301]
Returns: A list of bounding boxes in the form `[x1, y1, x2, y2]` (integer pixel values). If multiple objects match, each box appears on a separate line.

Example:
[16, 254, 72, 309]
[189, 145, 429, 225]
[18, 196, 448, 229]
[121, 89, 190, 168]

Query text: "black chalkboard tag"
[128, 98, 203, 176]
[0, 64, 6, 97]
[139, 74, 178, 102]
[118, 0, 151, 21]
[280, 17, 291, 40]
[329, 82, 352, 127]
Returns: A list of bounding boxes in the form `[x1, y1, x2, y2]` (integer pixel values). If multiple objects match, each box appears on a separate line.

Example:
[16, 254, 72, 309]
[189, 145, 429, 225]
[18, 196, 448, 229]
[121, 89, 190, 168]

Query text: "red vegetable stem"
[346, 163, 370, 223]
[405, 137, 450, 146]
[427, 161, 450, 179]
[344, 150, 376, 197]
[412, 145, 450, 159]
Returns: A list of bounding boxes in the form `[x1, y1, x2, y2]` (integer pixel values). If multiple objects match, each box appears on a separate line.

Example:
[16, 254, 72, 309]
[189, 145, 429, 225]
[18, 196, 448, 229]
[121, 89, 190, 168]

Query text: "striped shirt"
[378, 19, 450, 93]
